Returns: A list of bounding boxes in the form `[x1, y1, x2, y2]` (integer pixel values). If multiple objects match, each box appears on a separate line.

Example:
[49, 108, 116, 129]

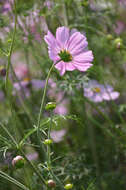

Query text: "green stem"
[47, 112, 52, 166]
[37, 62, 55, 132]
[103, 83, 125, 124]
[85, 98, 114, 127]
[37, 60, 60, 157]
[0, 122, 18, 147]
[0, 170, 29, 190]
[50, 169, 64, 190]
[46, 113, 64, 189]
[20, 149, 46, 185]
[19, 119, 50, 147]
[5, 0, 17, 90]
[10, 65, 34, 123]
[0, 123, 46, 186]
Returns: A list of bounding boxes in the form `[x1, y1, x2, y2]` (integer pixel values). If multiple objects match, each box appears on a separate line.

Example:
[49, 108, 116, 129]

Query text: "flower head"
[84, 80, 120, 102]
[44, 26, 93, 75]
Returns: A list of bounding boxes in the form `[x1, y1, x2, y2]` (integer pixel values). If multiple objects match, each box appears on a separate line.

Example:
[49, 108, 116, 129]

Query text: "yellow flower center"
[23, 77, 31, 82]
[92, 87, 101, 93]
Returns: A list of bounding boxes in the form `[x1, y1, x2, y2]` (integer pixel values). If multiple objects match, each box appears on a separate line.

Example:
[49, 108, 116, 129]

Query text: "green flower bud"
[106, 34, 113, 40]
[114, 38, 123, 49]
[12, 156, 25, 169]
[47, 179, 56, 188]
[64, 183, 73, 189]
[45, 102, 56, 111]
[44, 139, 53, 145]
[81, 0, 89, 7]
[7, 39, 12, 43]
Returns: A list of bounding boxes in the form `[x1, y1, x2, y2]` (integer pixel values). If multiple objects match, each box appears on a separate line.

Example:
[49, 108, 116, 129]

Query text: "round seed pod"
[64, 183, 73, 189]
[45, 102, 56, 111]
[47, 179, 56, 188]
[12, 155, 25, 169]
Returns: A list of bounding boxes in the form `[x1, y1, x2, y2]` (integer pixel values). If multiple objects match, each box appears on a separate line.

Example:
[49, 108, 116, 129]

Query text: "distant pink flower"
[1, 0, 12, 14]
[118, 0, 126, 6]
[54, 99, 69, 115]
[50, 129, 66, 143]
[44, 0, 53, 9]
[13, 79, 45, 98]
[115, 21, 126, 35]
[84, 80, 120, 102]
[44, 26, 93, 75]
[14, 64, 28, 80]
[26, 152, 38, 161]
[0, 91, 4, 101]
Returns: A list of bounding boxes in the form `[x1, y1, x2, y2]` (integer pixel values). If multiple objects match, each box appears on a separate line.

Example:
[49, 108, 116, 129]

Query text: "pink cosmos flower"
[44, 26, 94, 75]
[84, 80, 120, 102]
[26, 152, 38, 161]
[54, 99, 69, 115]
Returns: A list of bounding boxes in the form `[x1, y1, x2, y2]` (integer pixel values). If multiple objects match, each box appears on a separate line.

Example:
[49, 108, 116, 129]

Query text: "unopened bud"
[81, 1, 89, 7]
[114, 38, 123, 49]
[106, 34, 113, 40]
[64, 183, 73, 189]
[44, 139, 53, 145]
[47, 179, 56, 188]
[45, 102, 56, 111]
[12, 156, 25, 169]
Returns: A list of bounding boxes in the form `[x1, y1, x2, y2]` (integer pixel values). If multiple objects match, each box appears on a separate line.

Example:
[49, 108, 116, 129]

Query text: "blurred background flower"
[84, 80, 120, 102]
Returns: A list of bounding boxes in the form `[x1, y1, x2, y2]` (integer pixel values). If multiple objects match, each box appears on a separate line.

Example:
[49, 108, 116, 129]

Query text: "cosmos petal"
[74, 62, 92, 71]
[68, 32, 88, 52]
[44, 31, 56, 47]
[55, 61, 66, 76]
[103, 92, 120, 100]
[65, 62, 76, 71]
[74, 51, 94, 63]
[56, 26, 69, 48]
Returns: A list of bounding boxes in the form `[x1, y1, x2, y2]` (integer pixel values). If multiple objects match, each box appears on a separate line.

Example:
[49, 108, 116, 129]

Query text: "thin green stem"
[19, 119, 50, 147]
[87, 114, 115, 139]
[10, 65, 34, 123]
[37, 60, 60, 158]
[85, 98, 114, 127]
[47, 112, 52, 166]
[0, 170, 29, 190]
[0, 122, 18, 147]
[0, 123, 46, 186]
[5, 0, 17, 90]
[50, 169, 64, 190]
[46, 113, 64, 189]
[37, 62, 55, 132]
[103, 83, 125, 124]
[20, 149, 46, 185]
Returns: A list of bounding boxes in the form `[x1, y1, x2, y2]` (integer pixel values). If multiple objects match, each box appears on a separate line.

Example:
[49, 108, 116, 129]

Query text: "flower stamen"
[92, 87, 101, 93]
[58, 49, 72, 62]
